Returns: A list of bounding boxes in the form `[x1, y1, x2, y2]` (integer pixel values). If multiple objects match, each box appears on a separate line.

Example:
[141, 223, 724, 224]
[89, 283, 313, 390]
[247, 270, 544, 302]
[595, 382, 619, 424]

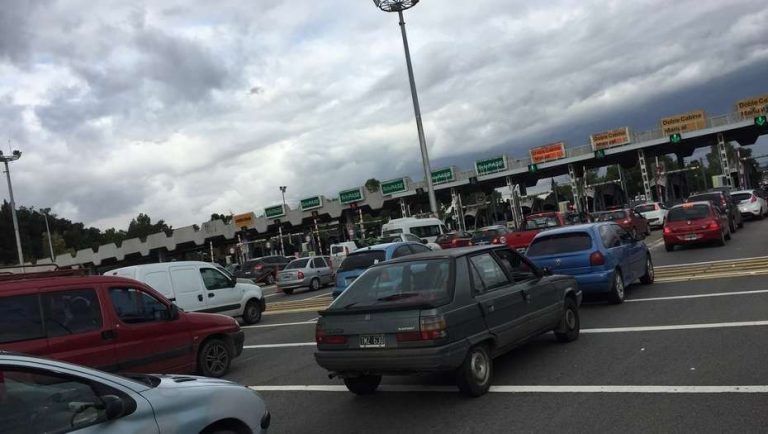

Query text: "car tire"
[665, 243, 674, 252]
[729, 219, 736, 233]
[242, 299, 262, 324]
[631, 228, 638, 239]
[554, 298, 580, 343]
[725, 228, 731, 241]
[640, 256, 654, 284]
[266, 274, 275, 285]
[738, 216, 744, 228]
[343, 375, 381, 395]
[609, 270, 625, 304]
[197, 338, 232, 378]
[456, 344, 493, 397]
[310, 278, 321, 291]
[282, 288, 294, 295]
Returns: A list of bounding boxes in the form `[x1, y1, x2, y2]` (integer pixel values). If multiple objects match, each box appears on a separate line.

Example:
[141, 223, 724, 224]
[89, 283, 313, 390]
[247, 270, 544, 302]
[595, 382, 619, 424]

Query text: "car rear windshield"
[472, 229, 502, 240]
[731, 193, 752, 202]
[688, 193, 720, 203]
[330, 259, 453, 311]
[382, 229, 403, 237]
[526, 232, 593, 256]
[668, 205, 711, 221]
[338, 251, 387, 272]
[525, 215, 560, 229]
[597, 211, 626, 221]
[411, 225, 442, 238]
[635, 204, 656, 213]
[285, 258, 310, 269]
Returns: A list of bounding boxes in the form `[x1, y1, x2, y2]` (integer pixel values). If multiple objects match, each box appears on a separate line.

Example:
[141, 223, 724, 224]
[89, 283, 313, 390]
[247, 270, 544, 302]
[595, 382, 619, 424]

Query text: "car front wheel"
[554, 298, 580, 342]
[242, 299, 262, 324]
[198, 338, 232, 378]
[640, 256, 654, 284]
[456, 344, 493, 397]
[609, 270, 625, 304]
[344, 375, 381, 395]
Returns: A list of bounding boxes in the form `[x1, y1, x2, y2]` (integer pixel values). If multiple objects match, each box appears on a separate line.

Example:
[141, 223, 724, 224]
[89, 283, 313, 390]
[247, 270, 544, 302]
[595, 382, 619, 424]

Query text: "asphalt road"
[231, 219, 768, 433]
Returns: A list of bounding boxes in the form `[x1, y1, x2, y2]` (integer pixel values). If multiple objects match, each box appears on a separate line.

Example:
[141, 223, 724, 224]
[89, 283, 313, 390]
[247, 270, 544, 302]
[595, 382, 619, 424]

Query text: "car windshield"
[411, 225, 442, 238]
[338, 251, 387, 272]
[527, 233, 593, 256]
[731, 193, 752, 202]
[635, 204, 656, 213]
[382, 229, 403, 237]
[525, 215, 560, 229]
[597, 211, 627, 221]
[285, 258, 310, 269]
[472, 229, 502, 241]
[668, 205, 711, 221]
[331, 259, 453, 311]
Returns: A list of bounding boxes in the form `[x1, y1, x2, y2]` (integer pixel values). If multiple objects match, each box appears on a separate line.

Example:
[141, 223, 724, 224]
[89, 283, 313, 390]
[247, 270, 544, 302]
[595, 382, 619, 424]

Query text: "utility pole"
[1, 150, 24, 270]
[42, 211, 55, 261]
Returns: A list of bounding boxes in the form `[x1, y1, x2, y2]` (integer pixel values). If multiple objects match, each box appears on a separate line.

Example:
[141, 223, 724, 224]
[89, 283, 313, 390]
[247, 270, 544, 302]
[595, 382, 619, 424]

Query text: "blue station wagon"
[525, 223, 654, 303]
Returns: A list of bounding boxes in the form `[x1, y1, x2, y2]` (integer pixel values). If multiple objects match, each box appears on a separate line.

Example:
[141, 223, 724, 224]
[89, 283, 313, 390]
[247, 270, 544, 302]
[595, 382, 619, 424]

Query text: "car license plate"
[359, 334, 385, 348]
[683, 234, 699, 240]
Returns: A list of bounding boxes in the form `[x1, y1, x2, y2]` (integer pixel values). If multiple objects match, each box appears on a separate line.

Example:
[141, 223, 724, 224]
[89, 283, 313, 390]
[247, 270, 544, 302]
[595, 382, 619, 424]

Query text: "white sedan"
[732, 189, 768, 219]
[634, 202, 669, 228]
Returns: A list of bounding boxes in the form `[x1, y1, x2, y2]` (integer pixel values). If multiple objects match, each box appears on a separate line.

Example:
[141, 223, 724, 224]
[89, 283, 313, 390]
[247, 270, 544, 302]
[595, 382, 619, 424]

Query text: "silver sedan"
[277, 256, 334, 295]
[0, 352, 270, 433]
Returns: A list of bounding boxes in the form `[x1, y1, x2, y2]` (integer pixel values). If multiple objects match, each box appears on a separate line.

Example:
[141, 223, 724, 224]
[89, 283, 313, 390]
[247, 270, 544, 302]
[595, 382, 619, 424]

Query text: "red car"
[663, 201, 730, 251]
[507, 211, 593, 251]
[596, 208, 650, 239]
[435, 231, 473, 249]
[0, 270, 244, 377]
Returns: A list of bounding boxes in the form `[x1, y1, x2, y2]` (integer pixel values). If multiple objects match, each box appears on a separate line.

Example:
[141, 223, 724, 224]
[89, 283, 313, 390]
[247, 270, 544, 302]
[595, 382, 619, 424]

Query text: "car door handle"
[484, 303, 495, 313]
[208, 293, 215, 298]
[521, 289, 532, 302]
[198, 294, 203, 302]
[101, 329, 117, 340]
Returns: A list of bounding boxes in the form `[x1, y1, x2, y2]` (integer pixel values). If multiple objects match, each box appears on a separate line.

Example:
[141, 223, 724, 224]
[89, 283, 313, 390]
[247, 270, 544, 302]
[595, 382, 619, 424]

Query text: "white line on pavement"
[249, 385, 768, 393]
[241, 320, 317, 329]
[581, 320, 768, 334]
[305, 291, 333, 300]
[655, 255, 768, 269]
[241, 320, 768, 349]
[627, 289, 768, 303]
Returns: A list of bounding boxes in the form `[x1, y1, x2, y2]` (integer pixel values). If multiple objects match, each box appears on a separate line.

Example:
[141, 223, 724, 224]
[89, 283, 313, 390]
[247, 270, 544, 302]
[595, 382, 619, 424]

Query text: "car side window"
[468, 253, 511, 294]
[409, 244, 431, 253]
[108, 288, 170, 324]
[312, 258, 326, 268]
[200, 268, 231, 290]
[42, 289, 103, 338]
[392, 246, 413, 258]
[405, 234, 422, 243]
[600, 225, 620, 248]
[493, 249, 536, 282]
[0, 295, 45, 344]
[0, 366, 136, 433]
[615, 226, 633, 243]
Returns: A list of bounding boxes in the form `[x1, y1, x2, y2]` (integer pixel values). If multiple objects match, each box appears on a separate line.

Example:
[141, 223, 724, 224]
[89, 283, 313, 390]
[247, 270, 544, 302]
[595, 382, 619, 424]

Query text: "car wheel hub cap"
[471, 352, 488, 383]
[565, 309, 577, 329]
[206, 345, 228, 373]
[616, 275, 624, 297]
[648, 261, 654, 280]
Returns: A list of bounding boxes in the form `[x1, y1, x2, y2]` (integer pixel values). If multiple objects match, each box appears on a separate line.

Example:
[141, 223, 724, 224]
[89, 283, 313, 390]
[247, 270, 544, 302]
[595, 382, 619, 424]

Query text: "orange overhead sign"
[529, 142, 566, 164]
[660, 110, 706, 135]
[590, 127, 631, 151]
[735, 94, 768, 118]
[233, 212, 255, 229]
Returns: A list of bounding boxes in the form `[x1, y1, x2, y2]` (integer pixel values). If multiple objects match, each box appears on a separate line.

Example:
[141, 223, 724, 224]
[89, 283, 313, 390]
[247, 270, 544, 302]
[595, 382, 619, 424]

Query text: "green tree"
[126, 213, 172, 240]
[364, 178, 380, 193]
[210, 213, 233, 224]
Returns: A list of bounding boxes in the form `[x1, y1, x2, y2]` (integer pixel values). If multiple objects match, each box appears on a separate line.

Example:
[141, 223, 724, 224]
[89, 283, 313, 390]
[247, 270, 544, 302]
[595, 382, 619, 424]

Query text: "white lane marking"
[241, 320, 317, 329]
[249, 385, 768, 393]
[305, 291, 333, 300]
[243, 342, 316, 349]
[241, 320, 768, 349]
[264, 293, 282, 298]
[627, 289, 768, 303]
[647, 238, 665, 249]
[655, 255, 768, 269]
[581, 320, 768, 334]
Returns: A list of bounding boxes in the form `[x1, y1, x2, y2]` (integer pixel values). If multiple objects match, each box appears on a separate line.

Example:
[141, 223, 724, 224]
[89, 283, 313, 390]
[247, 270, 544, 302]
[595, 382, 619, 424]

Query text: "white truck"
[380, 217, 447, 243]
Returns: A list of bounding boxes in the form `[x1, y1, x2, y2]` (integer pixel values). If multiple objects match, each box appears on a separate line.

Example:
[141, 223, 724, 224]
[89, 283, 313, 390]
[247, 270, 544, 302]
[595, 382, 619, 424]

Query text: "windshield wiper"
[377, 293, 420, 302]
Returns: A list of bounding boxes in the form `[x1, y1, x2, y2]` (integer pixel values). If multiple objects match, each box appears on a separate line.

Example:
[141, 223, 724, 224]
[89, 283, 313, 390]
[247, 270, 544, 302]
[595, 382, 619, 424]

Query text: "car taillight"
[451, 238, 460, 247]
[655, 204, 660, 210]
[297, 271, 304, 279]
[589, 251, 605, 266]
[622, 219, 629, 224]
[397, 315, 447, 342]
[751, 195, 757, 203]
[663, 227, 672, 235]
[499, 236, 507, 244]
[491, 237, 499, 244]
[254, 264, 263, 271]
[706, 220, 720, 230]
[315, 328, 346, 345]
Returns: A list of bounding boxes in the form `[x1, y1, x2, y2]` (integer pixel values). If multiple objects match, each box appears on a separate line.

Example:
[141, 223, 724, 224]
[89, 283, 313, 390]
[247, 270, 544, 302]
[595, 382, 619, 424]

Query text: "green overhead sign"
[381, 178, 408, 195]
[300, 196, 322, 211]
[594, 149, 606, 159]
[431, 167, 455, 185]
[339, 188, 364, 204]
[264, 205, 285, 219]
[756, 115, 767, 127]
[669, 133, 682, 144]
[527, 164, 538, 173]
[475, 156, 507, 176]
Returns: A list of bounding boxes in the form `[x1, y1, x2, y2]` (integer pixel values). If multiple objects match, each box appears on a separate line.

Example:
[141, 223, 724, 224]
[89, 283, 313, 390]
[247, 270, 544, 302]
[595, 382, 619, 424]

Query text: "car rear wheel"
[640, 256, 654, 284]
[664, 243, 674, 252]
[198, 338, 232, 378]
[716, 229, 726, 246]
[725, 226, 732, 240]
[310, 278, 321, 291]
[265, 274, 275, 285]
[282, 287, 294, 295]
[343, 375, 381, 395]
[554, 298, 580, 343]
[456, 344, 493, 397]
[242, 299, 262, 324]
[609, 270, 625, 304]
[729, 219, 736, 233]
[737, 216, 744, 228]
[630, 228, 638, 239]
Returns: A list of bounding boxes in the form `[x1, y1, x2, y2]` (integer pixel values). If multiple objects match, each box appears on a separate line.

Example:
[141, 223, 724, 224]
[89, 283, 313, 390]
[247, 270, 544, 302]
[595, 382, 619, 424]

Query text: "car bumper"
[664, 229, 721, 246]
[277, 278, 311, 289]
[572, 270, 614, 294]
[315, 339, 470, 374]
[738, 204, 761, 216]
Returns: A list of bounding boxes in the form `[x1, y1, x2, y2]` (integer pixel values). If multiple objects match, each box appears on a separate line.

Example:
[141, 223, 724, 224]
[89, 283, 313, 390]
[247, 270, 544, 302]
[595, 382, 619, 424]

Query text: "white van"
[381, 217, 447, 243]
[106, 261, 265, 324]
[329, 241, 360, 271]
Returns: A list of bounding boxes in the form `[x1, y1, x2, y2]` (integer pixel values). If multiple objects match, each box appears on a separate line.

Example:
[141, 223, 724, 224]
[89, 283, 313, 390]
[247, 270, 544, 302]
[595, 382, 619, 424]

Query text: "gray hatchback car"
[314, 245, 582, 396]
[277, 256, 334, 295]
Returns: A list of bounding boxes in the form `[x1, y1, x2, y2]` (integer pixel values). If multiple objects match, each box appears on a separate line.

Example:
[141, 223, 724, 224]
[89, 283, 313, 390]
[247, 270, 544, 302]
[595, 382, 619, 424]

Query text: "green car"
[314, 245, 582, 397]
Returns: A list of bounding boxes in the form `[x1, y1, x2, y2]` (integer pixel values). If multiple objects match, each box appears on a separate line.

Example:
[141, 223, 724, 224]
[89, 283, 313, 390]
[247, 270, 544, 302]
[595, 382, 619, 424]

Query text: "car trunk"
[526, 231, 594, 275]
[318, 309, 424, 350]
[666, 205, 714, 234]
[278, 270, 300, 281]
[529, 251, 593, 275]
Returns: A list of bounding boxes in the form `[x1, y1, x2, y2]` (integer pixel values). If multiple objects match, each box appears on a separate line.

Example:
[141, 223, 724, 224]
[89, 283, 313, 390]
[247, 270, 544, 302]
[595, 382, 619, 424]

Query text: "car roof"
[671, 201, 713, 208]
[349, 242, 414, 253]
[0, 274, 148, 292]
[382, 245, 501, 264]
[531, 222, 613, 238]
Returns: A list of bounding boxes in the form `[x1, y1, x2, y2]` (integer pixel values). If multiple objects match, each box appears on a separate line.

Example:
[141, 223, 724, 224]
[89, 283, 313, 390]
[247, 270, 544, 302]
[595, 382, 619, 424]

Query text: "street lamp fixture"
[372, 0, 438, 216]
[0, 149, 25, 269]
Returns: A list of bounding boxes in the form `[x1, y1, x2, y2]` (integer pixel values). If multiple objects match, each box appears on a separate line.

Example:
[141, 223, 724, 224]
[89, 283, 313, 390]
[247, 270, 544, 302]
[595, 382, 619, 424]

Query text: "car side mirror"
[102, 395, 127, 420]
[168, 303, 180, 321]
[420, 238, 428, 244]
[229, 277, 237, 287]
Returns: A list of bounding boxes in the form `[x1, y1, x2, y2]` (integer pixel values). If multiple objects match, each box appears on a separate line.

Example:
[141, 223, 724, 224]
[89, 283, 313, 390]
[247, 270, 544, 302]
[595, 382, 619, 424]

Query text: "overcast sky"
[1, 0, 767, 230]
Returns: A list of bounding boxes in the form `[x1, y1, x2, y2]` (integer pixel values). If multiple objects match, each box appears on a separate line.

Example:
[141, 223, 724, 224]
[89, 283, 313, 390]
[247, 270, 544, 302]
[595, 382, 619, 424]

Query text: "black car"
[687, 190, 744, 232]
[235, 255, 292, 284]
[314, 245, 581, 397]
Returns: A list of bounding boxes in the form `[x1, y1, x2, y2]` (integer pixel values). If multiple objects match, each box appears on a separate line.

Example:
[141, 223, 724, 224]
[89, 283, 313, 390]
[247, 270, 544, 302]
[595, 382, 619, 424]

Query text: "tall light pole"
[373, 0, 438, 216]
[42, 210, 55, 261]
[1, 150, 24, 269]
[278, 186, 287, 256]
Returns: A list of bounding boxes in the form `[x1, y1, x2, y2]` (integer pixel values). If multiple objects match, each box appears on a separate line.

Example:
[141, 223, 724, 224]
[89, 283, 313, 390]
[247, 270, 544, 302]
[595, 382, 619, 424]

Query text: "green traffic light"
[670, 133, 682, 144]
